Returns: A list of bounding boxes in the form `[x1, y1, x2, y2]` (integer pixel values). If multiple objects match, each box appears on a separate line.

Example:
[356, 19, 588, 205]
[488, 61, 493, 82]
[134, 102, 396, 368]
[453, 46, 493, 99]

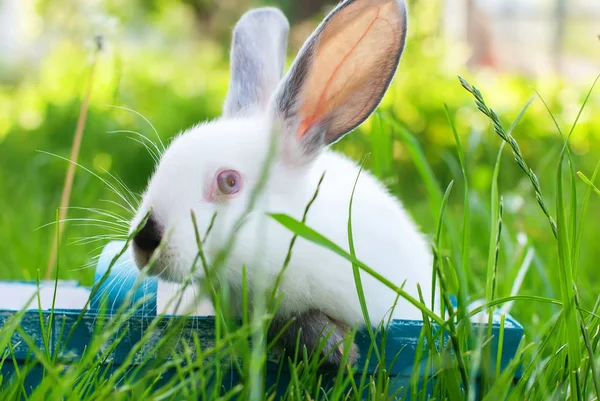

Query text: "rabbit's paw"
[269, 309, 359, 369]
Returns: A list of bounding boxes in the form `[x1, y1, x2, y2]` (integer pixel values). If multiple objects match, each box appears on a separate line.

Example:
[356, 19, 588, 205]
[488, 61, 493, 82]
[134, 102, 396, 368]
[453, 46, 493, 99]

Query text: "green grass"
[0, 73, 599, 400]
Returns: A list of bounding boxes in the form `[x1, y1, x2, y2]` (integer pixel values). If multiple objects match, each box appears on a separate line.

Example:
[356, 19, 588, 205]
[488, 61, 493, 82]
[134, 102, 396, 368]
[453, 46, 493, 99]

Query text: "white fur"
[130, 0, 436, 328]
[131, 116, 434, 326]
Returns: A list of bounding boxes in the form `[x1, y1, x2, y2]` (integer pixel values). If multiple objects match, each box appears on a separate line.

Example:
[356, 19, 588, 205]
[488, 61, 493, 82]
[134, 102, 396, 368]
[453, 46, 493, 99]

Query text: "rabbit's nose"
[133, 214, 162, 263]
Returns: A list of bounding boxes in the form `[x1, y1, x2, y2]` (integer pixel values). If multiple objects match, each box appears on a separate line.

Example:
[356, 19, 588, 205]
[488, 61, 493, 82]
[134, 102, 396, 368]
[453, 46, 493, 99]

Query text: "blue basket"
[0, 240, 524, 398]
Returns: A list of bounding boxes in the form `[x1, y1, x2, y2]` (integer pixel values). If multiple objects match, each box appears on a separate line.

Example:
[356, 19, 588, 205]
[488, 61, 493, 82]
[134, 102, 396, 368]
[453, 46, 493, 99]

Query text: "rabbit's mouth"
[131, 227, 200, 284]
[132, 213, 162, 253]
[131, 212, 169, 277]
[131, 243, 190, 283]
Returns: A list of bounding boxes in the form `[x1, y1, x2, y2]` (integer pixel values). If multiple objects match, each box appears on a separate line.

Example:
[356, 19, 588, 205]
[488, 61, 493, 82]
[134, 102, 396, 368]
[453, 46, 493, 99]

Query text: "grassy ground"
[0, 71, 599, 400]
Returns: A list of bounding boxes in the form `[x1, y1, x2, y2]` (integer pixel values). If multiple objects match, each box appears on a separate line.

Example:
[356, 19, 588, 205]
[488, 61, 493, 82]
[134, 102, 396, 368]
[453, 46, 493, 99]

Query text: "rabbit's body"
[131, 0, 435, 366]
[143, 115, 432, 326]
[221, 144, 434, 326]
[277, 148, 433, 324]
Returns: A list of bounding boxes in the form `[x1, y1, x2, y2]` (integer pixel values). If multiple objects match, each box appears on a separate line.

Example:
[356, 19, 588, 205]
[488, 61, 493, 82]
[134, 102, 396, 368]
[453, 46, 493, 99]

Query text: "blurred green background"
[0, 0, 598, 334]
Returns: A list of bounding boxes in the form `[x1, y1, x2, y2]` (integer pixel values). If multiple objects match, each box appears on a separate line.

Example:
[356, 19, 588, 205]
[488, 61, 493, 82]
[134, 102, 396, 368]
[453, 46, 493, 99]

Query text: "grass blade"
[268, 212, 445, 326]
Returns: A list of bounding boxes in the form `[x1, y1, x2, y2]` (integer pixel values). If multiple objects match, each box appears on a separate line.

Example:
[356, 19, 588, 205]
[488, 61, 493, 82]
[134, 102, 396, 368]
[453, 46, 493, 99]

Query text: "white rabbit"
[130, 0, 435, 366]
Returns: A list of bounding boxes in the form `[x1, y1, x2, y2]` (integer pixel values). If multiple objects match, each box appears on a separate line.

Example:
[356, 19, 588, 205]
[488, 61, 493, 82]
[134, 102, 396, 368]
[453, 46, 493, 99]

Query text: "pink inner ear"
[293, 0, 404, 143]
[305, 7, 382, 136]
[296, 117, 316, 139]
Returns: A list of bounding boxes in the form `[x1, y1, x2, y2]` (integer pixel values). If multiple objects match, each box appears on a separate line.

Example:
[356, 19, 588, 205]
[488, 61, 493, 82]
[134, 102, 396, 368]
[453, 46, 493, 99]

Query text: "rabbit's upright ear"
[274, 0, 407, 155]
[223, 8, 290, 118]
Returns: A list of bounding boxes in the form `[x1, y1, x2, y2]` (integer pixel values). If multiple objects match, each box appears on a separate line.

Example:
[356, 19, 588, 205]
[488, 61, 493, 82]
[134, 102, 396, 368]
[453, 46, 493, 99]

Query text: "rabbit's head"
[129, 0, 408, 282]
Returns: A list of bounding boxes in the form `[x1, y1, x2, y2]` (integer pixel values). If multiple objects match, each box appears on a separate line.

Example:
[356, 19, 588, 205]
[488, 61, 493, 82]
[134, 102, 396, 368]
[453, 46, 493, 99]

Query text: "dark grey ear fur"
[223, 8, 290, 117]
[268, 309, 359, 368]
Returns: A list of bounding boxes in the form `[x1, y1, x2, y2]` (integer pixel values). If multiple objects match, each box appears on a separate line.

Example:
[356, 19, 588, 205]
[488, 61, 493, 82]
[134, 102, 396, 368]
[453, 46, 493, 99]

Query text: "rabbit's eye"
[217, 170, 241, 195]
